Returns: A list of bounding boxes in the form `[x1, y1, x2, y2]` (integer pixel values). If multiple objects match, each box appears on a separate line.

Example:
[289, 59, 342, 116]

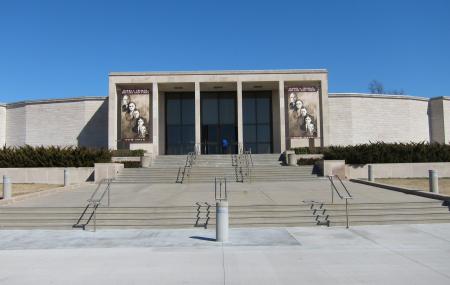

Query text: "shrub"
[293, 147, 324, 154]
[297, 158, 321, 165]
[123, 161, 142, 168]
[322, 142, 450, 164]
[0, 145, 112, 167]
[111, 149, 145, 157]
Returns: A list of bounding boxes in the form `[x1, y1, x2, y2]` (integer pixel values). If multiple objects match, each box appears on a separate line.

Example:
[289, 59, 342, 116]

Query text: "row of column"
[151, 81, 286, 155]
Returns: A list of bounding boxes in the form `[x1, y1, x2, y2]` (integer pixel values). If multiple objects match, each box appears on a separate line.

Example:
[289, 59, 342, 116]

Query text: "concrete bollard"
[429, 170, 439, 194]
[288, 154, 297, 166]
[216, 200, 229, 242]
[64, 169, 69, 186]
[368, 165, 374, 182]
[2, 175, 12, 200]
[141, 155, 152, 168]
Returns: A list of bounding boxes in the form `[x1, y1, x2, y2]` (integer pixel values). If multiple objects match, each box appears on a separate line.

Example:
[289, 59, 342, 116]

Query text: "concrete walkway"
[1, 224, 450, 284]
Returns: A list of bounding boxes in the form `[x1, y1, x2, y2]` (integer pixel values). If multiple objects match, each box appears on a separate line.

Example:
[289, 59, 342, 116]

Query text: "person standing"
[221, 138, 229, 154]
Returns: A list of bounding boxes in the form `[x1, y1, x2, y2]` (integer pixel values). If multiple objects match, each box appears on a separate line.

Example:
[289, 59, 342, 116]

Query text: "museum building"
[0, 69, 449, 156]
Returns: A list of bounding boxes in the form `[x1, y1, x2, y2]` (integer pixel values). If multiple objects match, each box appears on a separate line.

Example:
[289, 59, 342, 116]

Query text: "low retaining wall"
[351, 179, 450, 202]
[347, 162, 450, 179]
[320, 160, 346, 178]
[111, 155, 152, 167]
[94, 163, 124, 183]
[111, 156, 141, 162]
[0, 167, 94, 184]
[320, 161, 450, 179]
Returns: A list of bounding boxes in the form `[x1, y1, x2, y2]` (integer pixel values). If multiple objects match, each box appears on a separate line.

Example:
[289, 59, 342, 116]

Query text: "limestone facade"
[0, 70, 448, 152]
[2, 97, 107, 148]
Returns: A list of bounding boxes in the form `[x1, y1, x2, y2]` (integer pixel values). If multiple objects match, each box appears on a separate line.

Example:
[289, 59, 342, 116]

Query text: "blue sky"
[0, 0, 449, 103]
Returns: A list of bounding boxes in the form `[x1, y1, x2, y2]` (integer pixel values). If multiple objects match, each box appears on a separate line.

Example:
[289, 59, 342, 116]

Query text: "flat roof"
[109, 69, 328, 76]
[4, 96, 107, 107]
[329, 93, 430, 102]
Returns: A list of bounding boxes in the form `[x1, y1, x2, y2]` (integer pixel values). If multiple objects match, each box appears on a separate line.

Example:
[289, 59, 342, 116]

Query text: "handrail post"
[331, 183, 334, 204]
[328, 175, 352, 229]
[107, 183, 110, 207]
[345, 198, 349, 229]
[224, 178, 227, 200]
[93, 204, 97, 232]
[329, 176, 334, 204]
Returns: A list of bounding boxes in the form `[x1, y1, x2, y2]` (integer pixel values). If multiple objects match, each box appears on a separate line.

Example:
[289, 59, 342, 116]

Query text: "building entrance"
[165, 92, 195, 154]
[201, 92, 237, 154]
[243, 91, 273, 153]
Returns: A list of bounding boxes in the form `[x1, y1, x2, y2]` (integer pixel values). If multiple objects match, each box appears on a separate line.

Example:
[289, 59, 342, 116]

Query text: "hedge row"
[0, 146, 112, 167]
[111, 149, 145, 157]
[293, 147, 324, 155]
[293, 142, 450, 164]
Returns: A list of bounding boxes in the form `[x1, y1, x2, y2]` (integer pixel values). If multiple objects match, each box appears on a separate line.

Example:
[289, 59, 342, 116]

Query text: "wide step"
[1, 201, 449, 229]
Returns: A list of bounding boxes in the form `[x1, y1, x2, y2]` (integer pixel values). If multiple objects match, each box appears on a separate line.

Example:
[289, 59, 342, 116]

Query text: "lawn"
[0, 184, 61, 198]
[375, 178, 450, 196]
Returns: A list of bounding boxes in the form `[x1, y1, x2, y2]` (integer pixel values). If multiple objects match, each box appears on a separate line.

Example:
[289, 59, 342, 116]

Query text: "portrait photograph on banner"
[287, 86, 320, 138]
[120, 89, 152, 142]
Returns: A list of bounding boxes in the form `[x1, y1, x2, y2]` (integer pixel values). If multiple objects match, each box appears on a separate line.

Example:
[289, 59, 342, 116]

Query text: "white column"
[279, 80, 286, 152]
[237, 80, 243, 152]
[152, 82, 159, 157]
[195, 82, 201, 153]
[108, 81, 118, 150]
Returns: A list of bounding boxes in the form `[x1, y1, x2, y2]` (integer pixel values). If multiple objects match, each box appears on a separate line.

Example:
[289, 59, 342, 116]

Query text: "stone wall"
[443, 98, 450, 143]
[1, 91, 448, 150]
[0, 104, 6, 146]
[347, 162, 450, 178]
[4, 97, 108, 148]
[429, 97, 445, 143]
[328, 93, 430, 146]
[5, 104, 26, 146]
[321, 160, 450, 179]
[0, 167, 94, 184]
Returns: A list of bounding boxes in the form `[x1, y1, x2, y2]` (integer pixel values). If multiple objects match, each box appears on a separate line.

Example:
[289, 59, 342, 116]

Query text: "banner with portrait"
[286, 86, 320, 138]
[120, 89, 151, 142]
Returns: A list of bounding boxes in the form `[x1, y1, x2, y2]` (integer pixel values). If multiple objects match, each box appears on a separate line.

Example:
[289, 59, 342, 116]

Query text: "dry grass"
[376, 178, 450, 196]
[0, 184, 61, 198]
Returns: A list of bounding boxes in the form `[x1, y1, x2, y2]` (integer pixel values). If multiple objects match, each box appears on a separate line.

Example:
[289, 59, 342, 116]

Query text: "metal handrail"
[244, 149, 253, 167]
[88, 179, 112, 205]
[215, 177, 227, 201]
[328, 175, 352, 229]
[73, 179, 112, 231]
[334, 175, 352, 198]
[242, 149, 253, 183]
[243, 154, 250, 183]
[176, 152, 196, 183]
[231, 154, 238, 166]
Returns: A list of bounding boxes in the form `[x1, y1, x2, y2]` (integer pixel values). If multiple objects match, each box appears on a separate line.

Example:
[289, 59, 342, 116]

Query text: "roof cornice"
[5, 96, 107, 108]
[109, 69, 328, 76]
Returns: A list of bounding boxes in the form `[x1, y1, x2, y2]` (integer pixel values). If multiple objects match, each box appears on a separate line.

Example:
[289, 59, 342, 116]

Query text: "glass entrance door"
[165, 92, 195, 154]
[201, 92, 237, 154]
[243, 91, 273, 153]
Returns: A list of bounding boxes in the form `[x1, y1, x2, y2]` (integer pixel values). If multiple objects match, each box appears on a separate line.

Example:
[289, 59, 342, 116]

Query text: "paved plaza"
[1, 180, 449, 284]
[0, 224, 450, 284]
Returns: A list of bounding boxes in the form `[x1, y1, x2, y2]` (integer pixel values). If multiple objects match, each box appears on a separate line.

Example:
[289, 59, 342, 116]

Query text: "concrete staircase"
[114, 154, 319, 184]
[1, 201, 449, 229]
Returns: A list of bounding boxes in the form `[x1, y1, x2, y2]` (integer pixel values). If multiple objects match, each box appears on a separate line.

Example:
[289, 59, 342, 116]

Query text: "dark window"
[165, 93, 195, 154]
[243, 91, 273, 154]
[201, 92, 237, 154]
